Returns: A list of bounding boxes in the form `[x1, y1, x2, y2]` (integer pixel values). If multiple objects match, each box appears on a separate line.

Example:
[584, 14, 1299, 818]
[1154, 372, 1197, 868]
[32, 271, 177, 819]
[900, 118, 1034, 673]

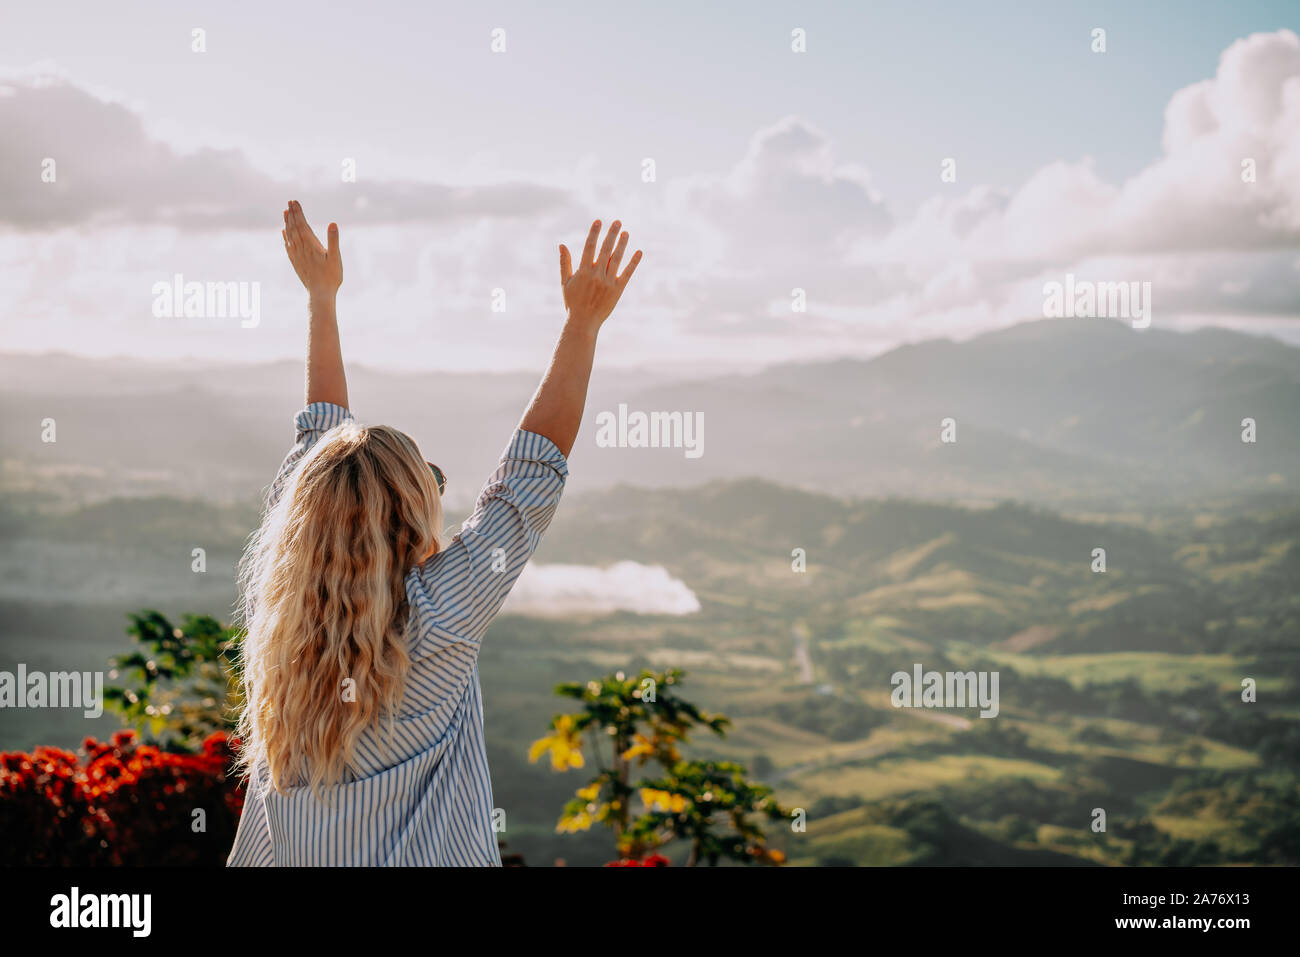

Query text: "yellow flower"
[640, 788, 688, 813]
[576, 782, 601, 801]
[557, 810, 593, 833]
[528, 714, 585, 771]
[620, 734, 655, 762]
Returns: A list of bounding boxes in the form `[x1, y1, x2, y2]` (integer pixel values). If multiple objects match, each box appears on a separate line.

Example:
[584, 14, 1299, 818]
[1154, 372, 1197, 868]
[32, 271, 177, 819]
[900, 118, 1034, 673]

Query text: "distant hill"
[540, 479, 1300, 659]
[2, 317, 1296, 508]
[7, 470, 1295, 662]
[601, 318, 1300, 505]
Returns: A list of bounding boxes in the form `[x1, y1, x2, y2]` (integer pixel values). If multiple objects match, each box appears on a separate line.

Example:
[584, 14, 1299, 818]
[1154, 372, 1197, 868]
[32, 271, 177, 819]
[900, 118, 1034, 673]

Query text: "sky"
[1, 0, 1299, 372]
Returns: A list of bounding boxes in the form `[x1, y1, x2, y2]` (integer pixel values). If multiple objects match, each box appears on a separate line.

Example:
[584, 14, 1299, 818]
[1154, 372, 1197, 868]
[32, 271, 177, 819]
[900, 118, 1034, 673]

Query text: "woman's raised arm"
[283, 199, 348, 410]
[517, 219, 642, 457]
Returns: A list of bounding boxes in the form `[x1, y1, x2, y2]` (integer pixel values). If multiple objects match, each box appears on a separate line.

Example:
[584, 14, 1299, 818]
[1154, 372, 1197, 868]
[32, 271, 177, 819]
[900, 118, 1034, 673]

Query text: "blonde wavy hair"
[234, 421, 445, 795]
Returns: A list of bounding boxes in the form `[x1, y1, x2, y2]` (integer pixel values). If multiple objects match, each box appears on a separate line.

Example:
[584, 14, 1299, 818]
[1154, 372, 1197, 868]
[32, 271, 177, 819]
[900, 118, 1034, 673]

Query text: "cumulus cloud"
[656, 115, 902, 334]
[5, 30, 1300, 366]
[501, 561, 701, 617]
[685, 115, 892, 252]
[878, 30, 1300, 266]
[850, 29, 1300, 334]
[654, 29, 1300, 348]
[0, 75, 569, 230]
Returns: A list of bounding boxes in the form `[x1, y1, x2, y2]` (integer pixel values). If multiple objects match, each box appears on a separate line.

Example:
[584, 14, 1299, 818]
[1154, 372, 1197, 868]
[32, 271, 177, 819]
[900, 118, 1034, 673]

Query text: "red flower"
[0, 732, 245, 866]
[604, 853, 671, 867]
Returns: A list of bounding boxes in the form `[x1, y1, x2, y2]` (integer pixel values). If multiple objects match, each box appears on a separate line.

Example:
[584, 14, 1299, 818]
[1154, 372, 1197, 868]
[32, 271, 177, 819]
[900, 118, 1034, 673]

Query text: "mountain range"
[2, 317, 1296, 510]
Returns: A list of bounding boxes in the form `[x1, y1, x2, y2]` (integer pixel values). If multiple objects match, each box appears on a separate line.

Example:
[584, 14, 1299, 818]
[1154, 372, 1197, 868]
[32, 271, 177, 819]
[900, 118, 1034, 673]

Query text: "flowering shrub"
[0, 730, 243, 866]
[531, 669, 787, 865]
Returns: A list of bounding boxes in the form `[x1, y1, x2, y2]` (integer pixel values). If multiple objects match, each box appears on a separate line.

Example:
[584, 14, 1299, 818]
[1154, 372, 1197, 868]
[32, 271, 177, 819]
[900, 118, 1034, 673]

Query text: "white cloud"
[883, 29, 1300, 263]
[0, 73, 569, 230]
[501, 561, 701, 617]
[854, 30, 1300, 337]
[687, 115, 892, 252]
[5, 31, 1300, 368]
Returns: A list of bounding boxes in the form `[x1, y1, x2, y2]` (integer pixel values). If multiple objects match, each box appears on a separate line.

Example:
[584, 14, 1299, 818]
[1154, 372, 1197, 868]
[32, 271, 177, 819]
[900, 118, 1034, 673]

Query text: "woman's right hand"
[558, 220, 642, 330]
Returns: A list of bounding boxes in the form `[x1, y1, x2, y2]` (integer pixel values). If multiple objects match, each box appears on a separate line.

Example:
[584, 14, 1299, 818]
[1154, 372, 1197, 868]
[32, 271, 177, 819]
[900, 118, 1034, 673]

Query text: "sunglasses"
[426, 462, 447, 496]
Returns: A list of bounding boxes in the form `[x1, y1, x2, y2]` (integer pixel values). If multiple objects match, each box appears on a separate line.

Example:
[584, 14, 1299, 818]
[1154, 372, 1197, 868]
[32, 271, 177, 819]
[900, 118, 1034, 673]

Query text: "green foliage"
[531, 668, 786, 864]
[103, 610, 242, 752]
[632, 760, 787, 866]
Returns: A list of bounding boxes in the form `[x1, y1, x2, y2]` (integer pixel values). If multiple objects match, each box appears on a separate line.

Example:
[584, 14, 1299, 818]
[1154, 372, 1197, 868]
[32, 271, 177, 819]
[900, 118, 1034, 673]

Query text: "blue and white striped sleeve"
[265, 401, 354, 511]
[408, 428, 568, 658]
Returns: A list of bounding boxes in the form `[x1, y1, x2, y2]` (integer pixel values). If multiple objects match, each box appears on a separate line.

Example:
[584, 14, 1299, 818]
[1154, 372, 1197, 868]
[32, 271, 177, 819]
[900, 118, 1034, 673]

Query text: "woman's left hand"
[283, 200, 342, 300]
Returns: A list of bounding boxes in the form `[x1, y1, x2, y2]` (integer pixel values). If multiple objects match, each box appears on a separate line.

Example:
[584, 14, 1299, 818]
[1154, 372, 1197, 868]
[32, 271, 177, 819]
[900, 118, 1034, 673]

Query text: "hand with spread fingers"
[558, 219, 642, 329]
[282, 200, 348, 409]
[282, 199, 343, 300]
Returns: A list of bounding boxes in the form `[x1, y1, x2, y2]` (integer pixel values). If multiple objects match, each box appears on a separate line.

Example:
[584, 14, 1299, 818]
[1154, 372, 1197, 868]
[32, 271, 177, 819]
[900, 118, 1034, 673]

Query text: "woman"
[227, 201, 641, 866]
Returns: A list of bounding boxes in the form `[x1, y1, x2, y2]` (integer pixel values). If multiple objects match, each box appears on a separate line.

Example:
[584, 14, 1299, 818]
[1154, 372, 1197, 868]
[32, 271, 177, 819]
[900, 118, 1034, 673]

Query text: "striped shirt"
[227, 401, 567, 866]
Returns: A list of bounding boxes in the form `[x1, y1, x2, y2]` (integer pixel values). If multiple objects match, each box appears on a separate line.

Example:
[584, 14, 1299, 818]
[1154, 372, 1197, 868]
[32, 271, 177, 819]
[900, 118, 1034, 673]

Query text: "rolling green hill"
[7, 477, 1295, 864]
